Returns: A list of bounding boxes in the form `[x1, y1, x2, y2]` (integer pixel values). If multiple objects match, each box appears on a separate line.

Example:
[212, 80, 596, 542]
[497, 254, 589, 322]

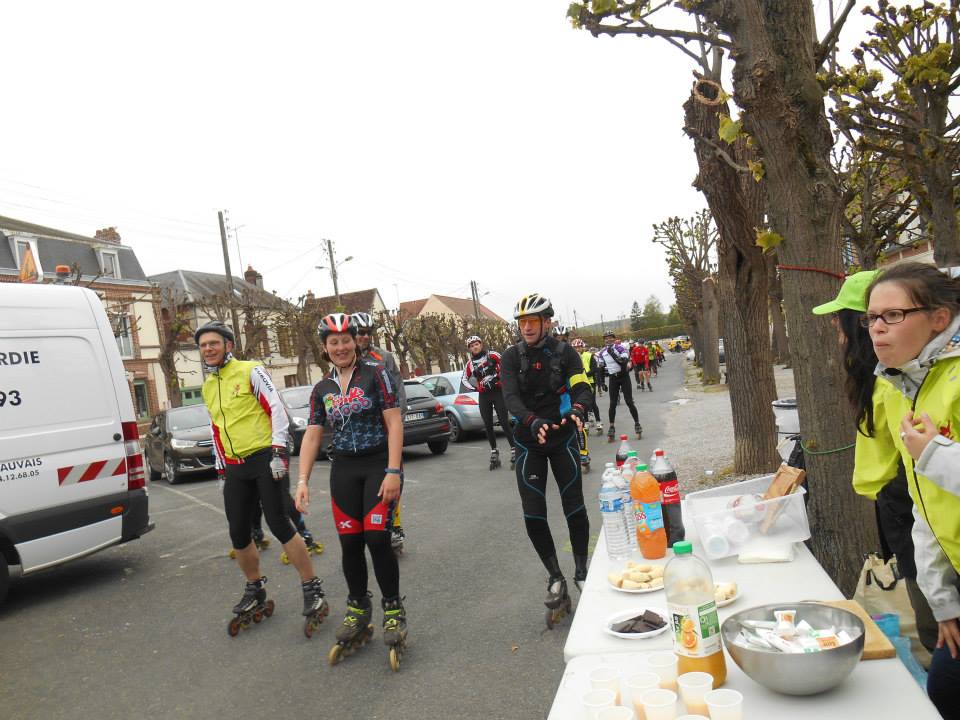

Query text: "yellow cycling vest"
[202, 359, 275, 461]
[855, 358, 960, 572]
[580, 350, 595, 386]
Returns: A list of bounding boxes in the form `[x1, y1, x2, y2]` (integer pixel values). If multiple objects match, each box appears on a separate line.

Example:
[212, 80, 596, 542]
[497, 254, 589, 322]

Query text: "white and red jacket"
[463, 350, 504, 393]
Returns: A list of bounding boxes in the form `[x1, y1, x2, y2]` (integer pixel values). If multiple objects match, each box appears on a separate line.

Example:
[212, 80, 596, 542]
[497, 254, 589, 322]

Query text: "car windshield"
[168, 405, 211, 431]
[280, 387, 313, 408]
[404, 382, 433, 400]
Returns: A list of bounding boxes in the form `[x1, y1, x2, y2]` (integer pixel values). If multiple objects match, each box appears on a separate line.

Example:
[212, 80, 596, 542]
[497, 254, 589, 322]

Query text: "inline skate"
[382, 596, 408, 672]
[227, 576, 274, 636]
[580, 452, 591, 474]
[635, 421, 643, 440]
[489, 448, 501, 470]
[544, 575, 572, 629]
[302, 576, 330, 639]
[509, 446, 517, 470]
[281, 529, 324, 565]
[594, 421, 604, 437]
[607, 425, 616, 443]
[329, 594, 374, 665]
[228, 529, 270, 559]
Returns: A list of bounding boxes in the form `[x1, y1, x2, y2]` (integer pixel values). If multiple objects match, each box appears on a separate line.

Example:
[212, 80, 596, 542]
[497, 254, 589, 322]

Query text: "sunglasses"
[357, 329, 372, 336]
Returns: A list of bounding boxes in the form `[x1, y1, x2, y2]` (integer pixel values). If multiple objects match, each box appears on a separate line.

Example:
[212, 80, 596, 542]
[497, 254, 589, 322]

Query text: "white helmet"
[553, 324, 569, 337]
[350, 312, 375, 330]
[465, 335, 482, 346]
[513, 292, 554, 319]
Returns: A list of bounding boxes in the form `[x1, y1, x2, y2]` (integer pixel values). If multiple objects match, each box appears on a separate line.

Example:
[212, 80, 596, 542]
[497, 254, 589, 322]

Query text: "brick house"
[0, 216, 167, 428]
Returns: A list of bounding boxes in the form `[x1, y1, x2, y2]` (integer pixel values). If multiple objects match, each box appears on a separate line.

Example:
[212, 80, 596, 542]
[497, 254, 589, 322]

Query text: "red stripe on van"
[79, 461, 107, 483]
[58, 466, 72, 485]
[112, 458, 127, 476]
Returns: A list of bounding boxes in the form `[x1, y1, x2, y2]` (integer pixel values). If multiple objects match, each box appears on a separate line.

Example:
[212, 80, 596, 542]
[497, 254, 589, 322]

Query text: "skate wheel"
[545, 607, 555, 630]
[280, 552, 290, 565]
[264, 599, 275, 618]
[389, 646, 401, 672]
[304, 618, 315, 639]
[261, 539, 271, 548]
[253, 610, 263, 623]
[227, 618, 241, 637]
[312, 543, 325, 555]
[228, 549, 237, 560]
[328, 644, 344, 666]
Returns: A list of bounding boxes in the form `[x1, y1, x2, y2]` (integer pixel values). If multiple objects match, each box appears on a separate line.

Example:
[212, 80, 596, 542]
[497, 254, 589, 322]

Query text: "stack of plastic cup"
[704, 689, 743, 720]
[589, 666, 621, 706]
[582, 689, 616, 719]
[624, 671, 660, 717]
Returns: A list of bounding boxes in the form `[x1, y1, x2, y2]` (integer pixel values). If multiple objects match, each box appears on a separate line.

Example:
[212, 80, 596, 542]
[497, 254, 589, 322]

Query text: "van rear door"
[0, 285, 130, 573]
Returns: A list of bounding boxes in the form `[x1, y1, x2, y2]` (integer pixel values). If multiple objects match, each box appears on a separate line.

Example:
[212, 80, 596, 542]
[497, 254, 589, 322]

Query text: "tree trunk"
[767, 256, 790, 364]
[685, 80, 781, 474]
[296, 341, 310, 385]
[703, 0, 879, 595]
[159, 352, 182, 408]
[701, 277, 721, 384]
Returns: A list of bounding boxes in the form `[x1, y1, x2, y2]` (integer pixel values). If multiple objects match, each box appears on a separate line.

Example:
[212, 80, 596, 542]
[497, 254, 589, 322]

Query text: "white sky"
[0, 1, 868, 328]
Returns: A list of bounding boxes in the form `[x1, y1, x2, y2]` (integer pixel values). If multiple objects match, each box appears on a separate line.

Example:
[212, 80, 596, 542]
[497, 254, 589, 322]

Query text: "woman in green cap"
[813, 270, 937, 661]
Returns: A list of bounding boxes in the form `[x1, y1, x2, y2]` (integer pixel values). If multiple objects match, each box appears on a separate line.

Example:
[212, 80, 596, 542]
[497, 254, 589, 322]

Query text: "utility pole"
[325, 238, 342, 307]
[573, 308, 579, 329]
[470, 280, 481, 319]
[601, 313, 606, 334]
[218, 210, 243, 355]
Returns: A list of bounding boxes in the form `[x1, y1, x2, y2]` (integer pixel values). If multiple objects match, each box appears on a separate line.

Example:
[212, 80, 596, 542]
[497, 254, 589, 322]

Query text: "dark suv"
[144, 405, 216, 484]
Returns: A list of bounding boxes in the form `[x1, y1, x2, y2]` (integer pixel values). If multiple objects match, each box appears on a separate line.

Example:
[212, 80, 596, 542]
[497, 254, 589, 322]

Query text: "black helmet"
[194, 321, 235, 345]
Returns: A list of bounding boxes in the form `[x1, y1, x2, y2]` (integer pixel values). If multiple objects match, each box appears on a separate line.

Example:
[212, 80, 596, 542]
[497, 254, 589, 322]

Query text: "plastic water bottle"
[615, 462, 639, 552]
[600, 470, 631, 560]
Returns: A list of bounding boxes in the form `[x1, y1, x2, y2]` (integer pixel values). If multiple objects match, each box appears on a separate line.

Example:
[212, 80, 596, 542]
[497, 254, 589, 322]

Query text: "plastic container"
[600, 470, 632, 560]
[631, 464, 667, 559]
[651, 449, 685, 546]
[616, 435, 633, 467]
[771, 398, 799, 435]
[684, 475, 810, 560]
[664, 541, 727, 688]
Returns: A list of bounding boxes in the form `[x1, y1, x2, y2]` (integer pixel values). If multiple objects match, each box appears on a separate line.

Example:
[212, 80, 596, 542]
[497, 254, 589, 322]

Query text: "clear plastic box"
[685, 474, 810, 559]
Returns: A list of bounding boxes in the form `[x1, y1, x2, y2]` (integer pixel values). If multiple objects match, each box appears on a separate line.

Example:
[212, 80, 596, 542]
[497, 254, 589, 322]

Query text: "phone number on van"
[0, 390, 23, 407]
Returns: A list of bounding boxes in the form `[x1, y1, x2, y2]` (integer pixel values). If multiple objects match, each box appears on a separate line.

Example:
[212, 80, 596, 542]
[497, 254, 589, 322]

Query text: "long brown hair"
[867, 262, 960, 319]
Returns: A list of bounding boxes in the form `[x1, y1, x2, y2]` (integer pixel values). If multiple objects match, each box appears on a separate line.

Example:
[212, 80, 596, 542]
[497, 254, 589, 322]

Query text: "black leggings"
[586, 384, 601, 422]
[223, 450, 297, 550]
[514, 429, 589, 568]
[330, 452, 399, 600]
[608, 372, 639, 425]
[478, 388, 515, 450]
[248, 477, 306, 534]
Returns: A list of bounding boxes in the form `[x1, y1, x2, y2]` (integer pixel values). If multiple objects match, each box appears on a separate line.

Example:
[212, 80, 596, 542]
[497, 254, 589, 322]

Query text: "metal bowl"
[721, 602, 865, 695]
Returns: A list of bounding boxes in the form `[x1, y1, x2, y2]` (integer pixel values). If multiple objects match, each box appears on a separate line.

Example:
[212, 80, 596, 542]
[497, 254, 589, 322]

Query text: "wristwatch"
[384, 468, 402, 475]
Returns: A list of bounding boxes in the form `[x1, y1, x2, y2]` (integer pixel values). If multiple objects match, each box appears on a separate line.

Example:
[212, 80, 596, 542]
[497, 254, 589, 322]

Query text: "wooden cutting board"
[821, 599, 897, 660]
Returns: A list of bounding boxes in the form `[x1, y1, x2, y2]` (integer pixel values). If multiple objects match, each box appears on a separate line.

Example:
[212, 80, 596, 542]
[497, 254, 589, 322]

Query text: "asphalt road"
[0, 359, 682, 720]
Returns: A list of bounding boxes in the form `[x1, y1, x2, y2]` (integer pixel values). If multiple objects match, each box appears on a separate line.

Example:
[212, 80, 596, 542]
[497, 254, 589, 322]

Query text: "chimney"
[94, 227, 121, 244]
[244, 264, 263, 288]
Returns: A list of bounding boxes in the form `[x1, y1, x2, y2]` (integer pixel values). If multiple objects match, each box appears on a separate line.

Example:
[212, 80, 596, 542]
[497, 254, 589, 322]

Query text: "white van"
[0, 283, 154, 604]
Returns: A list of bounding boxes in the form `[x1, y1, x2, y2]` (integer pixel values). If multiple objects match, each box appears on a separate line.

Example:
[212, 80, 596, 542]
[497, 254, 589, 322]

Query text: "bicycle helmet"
[513, 292, 554, 319]
[318, 312, 356, 341]
[553, 324, 569, 337]
[571, 338, 585, 349]
[603, 330, 616, 339]
[465, 335, 482, 346]
[350, 312, 375, 330]
[194, 321, 235, 345]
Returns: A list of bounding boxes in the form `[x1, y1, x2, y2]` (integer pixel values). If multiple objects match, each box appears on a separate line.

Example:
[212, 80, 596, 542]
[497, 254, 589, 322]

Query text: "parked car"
[144, 405, 216, 484]
[278, 385, 313, 455]
[417, 371, 498, 442]
[402, 381, 451, 454]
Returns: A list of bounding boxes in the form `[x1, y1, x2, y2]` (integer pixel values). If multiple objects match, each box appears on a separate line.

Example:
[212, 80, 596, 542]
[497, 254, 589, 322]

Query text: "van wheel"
[0, 554, 8, 606]
[164, 455, 180, 485]
[147, 454, 162, 482]
[427, 440, 448, 455]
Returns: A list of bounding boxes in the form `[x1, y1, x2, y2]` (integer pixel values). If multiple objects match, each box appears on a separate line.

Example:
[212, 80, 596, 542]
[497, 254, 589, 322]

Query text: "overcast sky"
[0, 1, 864, 328]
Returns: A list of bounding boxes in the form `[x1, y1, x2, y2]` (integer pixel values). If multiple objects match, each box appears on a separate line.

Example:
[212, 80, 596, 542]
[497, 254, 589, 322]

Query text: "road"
[0, 358, 682, 720]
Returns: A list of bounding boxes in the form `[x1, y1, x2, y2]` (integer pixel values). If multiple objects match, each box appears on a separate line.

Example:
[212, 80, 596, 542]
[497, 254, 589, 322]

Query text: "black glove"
[563, 403, 587, 425]
[528, 417, 552, 438]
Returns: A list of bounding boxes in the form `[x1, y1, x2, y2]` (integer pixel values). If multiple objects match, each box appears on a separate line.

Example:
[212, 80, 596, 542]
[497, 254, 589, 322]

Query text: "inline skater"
[195, 321, 327, 636]
[572, 338, 603, 436]
[462, 334, 516, 470]
[598, 331, 642, 441]
[295, 313, 408, 670]
[500, 293, 593, 627]
[352, 312, 408, 554]
[630, 341, 645, 390]
[640, 342, 653, 391]
[593, 347, 607, 397]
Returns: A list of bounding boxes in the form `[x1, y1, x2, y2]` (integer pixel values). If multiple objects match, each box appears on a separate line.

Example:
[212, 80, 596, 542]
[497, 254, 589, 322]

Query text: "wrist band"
[297, 480, 308, 486]
[385, 468, 402, 475]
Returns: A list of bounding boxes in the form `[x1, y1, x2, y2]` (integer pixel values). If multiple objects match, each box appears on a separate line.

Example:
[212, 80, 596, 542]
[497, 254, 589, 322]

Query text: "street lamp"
[316, 244, 353, 307]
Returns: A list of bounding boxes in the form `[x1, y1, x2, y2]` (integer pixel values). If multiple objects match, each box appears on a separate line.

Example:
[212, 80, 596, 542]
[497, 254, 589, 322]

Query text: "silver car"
[417, 371, 501, 442]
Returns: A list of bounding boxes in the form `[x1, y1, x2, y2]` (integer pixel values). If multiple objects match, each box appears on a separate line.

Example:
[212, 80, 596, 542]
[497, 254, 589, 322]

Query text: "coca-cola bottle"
[615, 435, 632, 468]
[651, 448, 685, 546]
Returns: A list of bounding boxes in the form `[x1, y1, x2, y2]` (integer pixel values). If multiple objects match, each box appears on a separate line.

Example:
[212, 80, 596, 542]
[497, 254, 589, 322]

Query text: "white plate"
[603, 607, 671, 640]
[714, 582, 740, 608]
[608, 580, 665, 595]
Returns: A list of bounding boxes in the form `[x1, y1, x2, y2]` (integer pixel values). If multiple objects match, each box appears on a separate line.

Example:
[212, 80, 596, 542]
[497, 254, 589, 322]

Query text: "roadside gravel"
[661, 357, 797, 494]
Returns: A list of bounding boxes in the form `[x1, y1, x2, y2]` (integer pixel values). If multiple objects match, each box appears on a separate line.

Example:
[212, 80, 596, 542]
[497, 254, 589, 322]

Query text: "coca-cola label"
[660, 478, 680, 504]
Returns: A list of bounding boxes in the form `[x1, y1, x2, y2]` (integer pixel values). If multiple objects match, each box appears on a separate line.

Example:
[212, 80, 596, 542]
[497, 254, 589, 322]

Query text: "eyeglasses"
[859, 307, 929, 328]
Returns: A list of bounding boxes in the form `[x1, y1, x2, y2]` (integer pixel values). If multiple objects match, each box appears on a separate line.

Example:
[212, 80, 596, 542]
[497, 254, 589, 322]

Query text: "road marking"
[151, 504, 205, 516]
[153, 483, 225, 516]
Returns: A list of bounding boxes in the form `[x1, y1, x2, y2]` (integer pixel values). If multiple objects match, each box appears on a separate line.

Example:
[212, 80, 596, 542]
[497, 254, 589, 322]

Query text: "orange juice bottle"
[664, 541, 727, 687]
[631, 464, 667, 559]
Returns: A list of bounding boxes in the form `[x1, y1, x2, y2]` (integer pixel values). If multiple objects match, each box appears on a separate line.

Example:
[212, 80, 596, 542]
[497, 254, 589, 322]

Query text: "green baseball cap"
[811, 270, 880, 315]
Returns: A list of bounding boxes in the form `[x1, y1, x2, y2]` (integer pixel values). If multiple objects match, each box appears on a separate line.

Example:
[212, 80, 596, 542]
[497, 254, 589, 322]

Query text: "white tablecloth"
[564, 528, 844, 662]
[548, 651, 939, 720]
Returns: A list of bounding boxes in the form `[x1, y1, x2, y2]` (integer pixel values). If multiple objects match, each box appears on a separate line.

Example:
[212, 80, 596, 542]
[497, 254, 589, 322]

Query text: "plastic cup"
[704, 689, 743, 720]
[677, 673, 713, 716]
[597, 707, 635, 720]
[589, 666, 622, 705]
[625, 671, 661, 718]
[676, 716, 709, 720]
[641, 688, 678, 720]
[646, 652, 679, 690]
[700, 522, 730, 558]
[582, 689, 617, 720]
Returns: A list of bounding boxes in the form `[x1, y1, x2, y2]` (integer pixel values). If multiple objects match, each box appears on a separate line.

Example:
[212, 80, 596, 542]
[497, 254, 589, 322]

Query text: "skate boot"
[594, 421, 604, 437]
[573, 554, 589, 592]
[329, 594, 374, 665]
[509, 446, 517, 470]
[635, 421, 643, 440]
[281, 529, 325, 565]
[647, 381, 653, 392]
[544, 575, 572, 629]
[391, 526, 406, 555]
[252, 528, 270, 551]
[382, 596, 408, 672]
[637, 382, 643, 391]
[489, 448, 501, 470]
[302, 576, 330, 639]
[607, 425, 616, 443]
[227, 576, 274, 637]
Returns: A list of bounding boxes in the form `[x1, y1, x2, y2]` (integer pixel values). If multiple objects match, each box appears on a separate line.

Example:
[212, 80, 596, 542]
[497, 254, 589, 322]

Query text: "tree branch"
[683, 125, 752, 173]
[586, 22, 734, 49]
[816, 0, 856, 68]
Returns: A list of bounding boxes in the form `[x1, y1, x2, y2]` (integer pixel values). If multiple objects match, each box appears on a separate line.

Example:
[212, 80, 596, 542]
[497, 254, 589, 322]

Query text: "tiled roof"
[149, 269, 287, 308]
[431, 294, 504, 322]
[306, 288, 381, 316]
[398, 298, 428, 322]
